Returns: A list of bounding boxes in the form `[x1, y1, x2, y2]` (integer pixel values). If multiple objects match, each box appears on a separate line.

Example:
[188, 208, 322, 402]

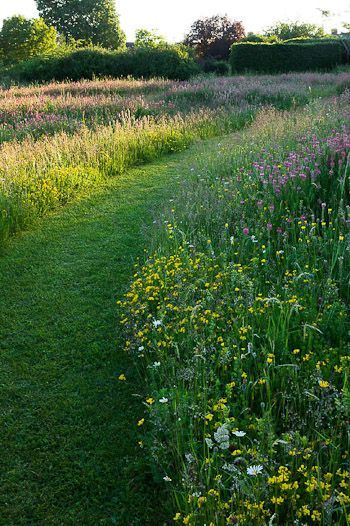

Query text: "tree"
[264, 21, 326, 41]
[0, 16, 57, 63]
[184, 15, 245, 60]
[134, 28, 167, 48]
[241, 32, 280, 43]
[241, 32, 266, 43]
[35, 0, 126, 49]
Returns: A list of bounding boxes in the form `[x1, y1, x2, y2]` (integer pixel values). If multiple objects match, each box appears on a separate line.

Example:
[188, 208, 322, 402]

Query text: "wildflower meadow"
[120, 92, 350, 524]
[1, 71, 350, 525]
[0, 72, 349, 247]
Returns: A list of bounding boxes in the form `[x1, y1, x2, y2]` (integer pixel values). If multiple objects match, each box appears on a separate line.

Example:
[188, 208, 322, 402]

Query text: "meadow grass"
[0, 106, 254, 246]
[120, 94, 350, 525]
[1, 72, 350, 249]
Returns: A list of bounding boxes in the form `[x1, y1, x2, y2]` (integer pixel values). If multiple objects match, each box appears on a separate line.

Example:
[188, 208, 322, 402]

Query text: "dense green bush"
[2, 46, 200, 82]
[230, 41, 345, 73]
[202, 58, 229, 75]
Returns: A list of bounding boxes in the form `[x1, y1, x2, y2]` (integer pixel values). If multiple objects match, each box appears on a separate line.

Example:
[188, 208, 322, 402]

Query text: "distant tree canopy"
[241, 32, 280, 43]
[241, 32, 266, 43]
[134, 28, 167, 48]
[0, 15, 57, 63]
[264, 21, 326, 41]
[184, 15, 245, 60]
[35, 0, 126, 49]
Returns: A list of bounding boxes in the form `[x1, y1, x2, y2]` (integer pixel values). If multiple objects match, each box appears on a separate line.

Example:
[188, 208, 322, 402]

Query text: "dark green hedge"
[230, 41, 346, 73]
[2, 46, 200, 82]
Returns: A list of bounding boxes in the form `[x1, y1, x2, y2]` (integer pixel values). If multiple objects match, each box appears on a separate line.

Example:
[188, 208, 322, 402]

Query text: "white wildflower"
[232, 430, 246, 437]
[247, 465, 263, 476]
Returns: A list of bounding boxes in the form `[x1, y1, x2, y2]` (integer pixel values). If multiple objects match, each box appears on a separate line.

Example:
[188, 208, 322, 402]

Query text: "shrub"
[3, 46, 200, 82]
[202, 59, 230, 75]
[230, 41, 345, 73]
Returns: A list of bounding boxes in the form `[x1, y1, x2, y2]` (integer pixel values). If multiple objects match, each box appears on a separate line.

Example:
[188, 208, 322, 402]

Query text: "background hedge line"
[230, 41, 347, 73]
[1, 46, 200, 82]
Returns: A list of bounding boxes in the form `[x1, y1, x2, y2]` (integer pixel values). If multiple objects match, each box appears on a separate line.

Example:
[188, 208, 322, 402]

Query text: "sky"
[0, 0, 349, 41]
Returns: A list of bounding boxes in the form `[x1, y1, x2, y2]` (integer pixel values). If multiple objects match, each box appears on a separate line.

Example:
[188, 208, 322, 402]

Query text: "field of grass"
[0, 72, 350, 525]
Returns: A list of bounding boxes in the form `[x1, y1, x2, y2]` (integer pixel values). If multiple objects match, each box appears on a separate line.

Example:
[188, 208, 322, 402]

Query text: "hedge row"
[230, 41, 346, 73]
[2, 46, 200, 82]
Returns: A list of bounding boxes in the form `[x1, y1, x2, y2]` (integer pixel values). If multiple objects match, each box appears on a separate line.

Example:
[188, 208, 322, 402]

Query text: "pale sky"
[0, 0, 349, 41]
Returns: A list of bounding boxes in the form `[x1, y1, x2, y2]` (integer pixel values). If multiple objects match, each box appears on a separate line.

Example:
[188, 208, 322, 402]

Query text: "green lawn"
[0, 136, 233, 525]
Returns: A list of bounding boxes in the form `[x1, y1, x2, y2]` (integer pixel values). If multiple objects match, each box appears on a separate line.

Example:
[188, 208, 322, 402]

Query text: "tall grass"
[0, 72, 349, 144]
[0, 106, 254, 245]
[120, 93, 350, 525]
[1, 72, 350, 248]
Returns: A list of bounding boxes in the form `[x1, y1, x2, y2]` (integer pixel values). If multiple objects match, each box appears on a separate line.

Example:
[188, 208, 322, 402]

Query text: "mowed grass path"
[0, 136, 230, 526]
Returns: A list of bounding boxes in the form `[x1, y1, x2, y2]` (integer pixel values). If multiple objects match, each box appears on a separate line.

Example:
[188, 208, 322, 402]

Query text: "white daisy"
[247, 465, 263, 476]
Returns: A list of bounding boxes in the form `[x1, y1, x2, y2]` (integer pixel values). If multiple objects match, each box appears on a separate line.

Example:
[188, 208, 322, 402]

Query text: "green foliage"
[264, 20, 326, 40]
[241, 32, 267, 43]
[203, 58, 230, 75]
[241, 32, 280, 43]
[184, 15, 245, 60]
[230, 41, 345, 73]
[4, 46, 200, 82]
[0, 16, 57, 63]
[134, 28, 167, 48]
[35, 0, 126, 49]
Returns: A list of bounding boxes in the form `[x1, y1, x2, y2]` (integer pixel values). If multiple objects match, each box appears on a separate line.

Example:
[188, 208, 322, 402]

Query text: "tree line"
[0, 0, 347, 65]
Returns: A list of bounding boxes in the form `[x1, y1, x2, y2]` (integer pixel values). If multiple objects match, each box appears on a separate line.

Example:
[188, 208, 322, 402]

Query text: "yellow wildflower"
[319, 380, 330, 388]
